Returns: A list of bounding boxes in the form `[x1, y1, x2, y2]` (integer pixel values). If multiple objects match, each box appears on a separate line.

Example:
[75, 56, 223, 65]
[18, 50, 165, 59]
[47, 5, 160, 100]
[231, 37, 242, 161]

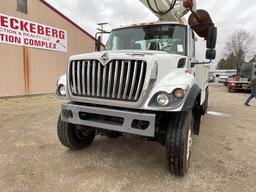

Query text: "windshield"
[106, 24, 187, 56]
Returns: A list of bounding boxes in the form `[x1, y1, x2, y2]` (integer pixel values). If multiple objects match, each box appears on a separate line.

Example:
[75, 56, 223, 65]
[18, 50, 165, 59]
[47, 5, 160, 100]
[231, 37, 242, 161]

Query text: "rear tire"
[165, 111, 193, 176]
[228, 87, 235, 93]
[193, 95, 203, 135]
[105, 131, 122, 139]
[201, 87, 209, 115]
[192, 106, 201, 135]
[57, 116, 95, 150]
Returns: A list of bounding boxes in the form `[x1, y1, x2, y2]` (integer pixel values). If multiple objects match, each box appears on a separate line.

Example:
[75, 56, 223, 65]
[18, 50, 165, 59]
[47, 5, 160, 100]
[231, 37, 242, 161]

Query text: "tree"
[217, 53, 235, 69]
[217, 30, 252, 69]
[217, 58, 228, 69]
[217, 53, 236, 69]
[225, 30, 251, 64]
[249, 54, 256, 63]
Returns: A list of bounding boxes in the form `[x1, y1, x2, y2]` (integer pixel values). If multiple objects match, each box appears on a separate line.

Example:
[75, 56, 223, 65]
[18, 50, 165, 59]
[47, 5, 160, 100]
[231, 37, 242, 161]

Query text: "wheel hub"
[75, 128, 88, 140]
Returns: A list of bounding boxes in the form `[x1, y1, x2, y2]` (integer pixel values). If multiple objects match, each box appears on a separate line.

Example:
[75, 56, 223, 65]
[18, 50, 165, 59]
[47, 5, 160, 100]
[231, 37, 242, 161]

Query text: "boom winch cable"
[147, 0, 177, 15]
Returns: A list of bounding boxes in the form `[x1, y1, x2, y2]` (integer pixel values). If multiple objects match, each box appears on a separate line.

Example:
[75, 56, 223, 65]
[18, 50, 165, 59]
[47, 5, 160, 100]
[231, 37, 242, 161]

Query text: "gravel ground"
[0, 84, 256, 192]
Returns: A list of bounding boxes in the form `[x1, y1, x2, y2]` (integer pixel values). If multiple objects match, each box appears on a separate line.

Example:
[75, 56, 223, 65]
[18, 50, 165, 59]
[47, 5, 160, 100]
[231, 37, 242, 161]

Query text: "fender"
[182, 84, 201, 111]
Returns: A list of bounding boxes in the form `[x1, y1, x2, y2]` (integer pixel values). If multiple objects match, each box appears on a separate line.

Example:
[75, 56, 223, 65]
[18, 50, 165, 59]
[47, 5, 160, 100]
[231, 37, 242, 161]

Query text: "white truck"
[55, 0, 217, 176]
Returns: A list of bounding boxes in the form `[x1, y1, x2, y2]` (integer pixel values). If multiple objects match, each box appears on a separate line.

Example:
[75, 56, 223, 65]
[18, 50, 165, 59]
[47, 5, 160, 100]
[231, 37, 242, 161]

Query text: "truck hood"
[70, 50, 187, 71]
[70, 50, 174, 58]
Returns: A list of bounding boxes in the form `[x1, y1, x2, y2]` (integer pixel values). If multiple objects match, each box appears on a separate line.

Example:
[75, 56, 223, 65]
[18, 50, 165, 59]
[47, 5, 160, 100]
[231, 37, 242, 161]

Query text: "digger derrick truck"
[55, 0, 217, 176]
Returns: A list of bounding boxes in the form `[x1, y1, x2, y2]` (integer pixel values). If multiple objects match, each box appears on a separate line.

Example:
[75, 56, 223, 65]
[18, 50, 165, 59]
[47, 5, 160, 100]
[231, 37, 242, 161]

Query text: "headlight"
[174, 88, 186, 99]
[156, 93, 170, 106]
[58, 85, 66, 96]
[149, 88, 188, 108]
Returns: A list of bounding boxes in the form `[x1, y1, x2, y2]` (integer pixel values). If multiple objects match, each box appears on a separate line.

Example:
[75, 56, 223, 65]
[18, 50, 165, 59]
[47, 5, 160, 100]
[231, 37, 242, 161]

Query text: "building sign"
[0, 13, 67, 52]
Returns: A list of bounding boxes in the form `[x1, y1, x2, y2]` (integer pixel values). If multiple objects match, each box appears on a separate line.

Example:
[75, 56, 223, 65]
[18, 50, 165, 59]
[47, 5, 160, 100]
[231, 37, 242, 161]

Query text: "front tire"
[165, 111, 193, 176]
[57, 116, 95, 150]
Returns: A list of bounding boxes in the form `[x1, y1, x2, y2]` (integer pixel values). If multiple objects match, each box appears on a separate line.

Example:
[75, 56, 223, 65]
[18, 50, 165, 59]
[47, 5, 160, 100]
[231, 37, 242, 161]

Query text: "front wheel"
[57, 116, 95, 150]
[165, 111, 193, 176]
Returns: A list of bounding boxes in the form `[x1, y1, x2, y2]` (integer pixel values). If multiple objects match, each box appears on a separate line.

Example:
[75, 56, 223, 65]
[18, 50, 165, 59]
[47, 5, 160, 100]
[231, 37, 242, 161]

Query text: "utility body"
[55, 0, 217, 176]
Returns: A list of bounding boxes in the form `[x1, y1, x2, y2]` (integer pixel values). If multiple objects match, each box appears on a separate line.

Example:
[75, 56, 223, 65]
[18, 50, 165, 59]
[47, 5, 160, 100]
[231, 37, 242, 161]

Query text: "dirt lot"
[0, 84, 256, 192]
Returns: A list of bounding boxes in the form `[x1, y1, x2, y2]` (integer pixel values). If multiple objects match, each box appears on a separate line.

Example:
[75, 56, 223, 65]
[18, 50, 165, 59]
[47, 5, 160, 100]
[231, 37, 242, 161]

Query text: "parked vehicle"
[208, 74, 215, 83]
[55, 0, 217, 176]
[218, 75, 228, 86]
[228, 62, 256, 92]
[228, 80, 250, 92]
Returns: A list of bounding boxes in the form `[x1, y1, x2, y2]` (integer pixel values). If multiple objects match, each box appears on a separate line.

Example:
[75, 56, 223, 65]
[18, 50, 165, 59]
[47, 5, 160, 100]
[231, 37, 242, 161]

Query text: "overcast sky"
[45, 0, 256, 68]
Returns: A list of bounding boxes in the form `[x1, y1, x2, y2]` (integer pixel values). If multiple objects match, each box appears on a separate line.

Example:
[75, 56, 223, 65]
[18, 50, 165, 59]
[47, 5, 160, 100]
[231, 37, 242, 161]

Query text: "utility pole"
[97, 22, 109, 43]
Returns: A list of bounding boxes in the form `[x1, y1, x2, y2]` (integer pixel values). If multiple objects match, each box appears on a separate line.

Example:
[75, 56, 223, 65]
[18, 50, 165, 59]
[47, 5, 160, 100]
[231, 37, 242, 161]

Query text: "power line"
[215, 17, 256, 26]
[216, 17, 256, 24]
[216, 19, 256, 28]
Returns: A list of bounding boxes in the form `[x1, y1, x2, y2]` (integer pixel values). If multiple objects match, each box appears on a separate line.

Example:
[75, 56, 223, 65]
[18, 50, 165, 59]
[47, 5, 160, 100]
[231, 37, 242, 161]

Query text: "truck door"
[189, 29, 209, 105]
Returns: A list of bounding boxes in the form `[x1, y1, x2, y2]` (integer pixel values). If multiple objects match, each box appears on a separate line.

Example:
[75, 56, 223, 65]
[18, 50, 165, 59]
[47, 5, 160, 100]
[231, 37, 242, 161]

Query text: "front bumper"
[61, 103, 156, 137]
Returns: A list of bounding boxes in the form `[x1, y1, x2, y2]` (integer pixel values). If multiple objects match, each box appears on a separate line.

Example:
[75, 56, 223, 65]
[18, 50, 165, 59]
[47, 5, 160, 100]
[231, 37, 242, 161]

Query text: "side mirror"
[207, 26, 217, 49]
[206, 49, 216, 60]
[95, 36, 101, 51]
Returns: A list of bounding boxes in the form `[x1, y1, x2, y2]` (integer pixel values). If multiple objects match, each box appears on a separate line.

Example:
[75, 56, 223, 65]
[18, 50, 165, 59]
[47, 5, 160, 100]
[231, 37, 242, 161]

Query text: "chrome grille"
[69, 60, 147, 101]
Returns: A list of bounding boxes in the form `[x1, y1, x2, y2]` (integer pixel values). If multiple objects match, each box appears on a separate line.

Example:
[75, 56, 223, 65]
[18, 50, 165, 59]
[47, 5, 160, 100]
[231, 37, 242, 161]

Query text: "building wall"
[0, 0, 96, 97]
